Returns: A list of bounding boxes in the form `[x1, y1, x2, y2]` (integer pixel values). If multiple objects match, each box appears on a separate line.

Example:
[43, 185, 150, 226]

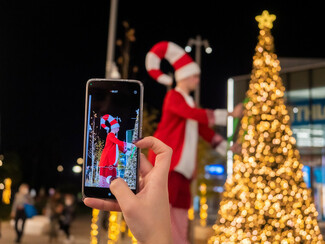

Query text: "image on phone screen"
[83, 80, 142, 197]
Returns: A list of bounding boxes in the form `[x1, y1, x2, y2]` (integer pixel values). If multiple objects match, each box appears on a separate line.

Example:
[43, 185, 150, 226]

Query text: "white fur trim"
[174, 62, 200, 81]
[174, 120, 198, 179]
[115, 144, 119, 165]
[174, 88, 198, 179]
[215, 140, 228, 157]
[213, 109, 228, 126]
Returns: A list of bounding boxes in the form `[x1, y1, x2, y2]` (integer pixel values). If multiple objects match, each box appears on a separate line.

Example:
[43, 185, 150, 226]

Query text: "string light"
[209, 10, 324, 243]
[90, 209, 99, 244]
[2, 178, 12, 204]
[128, 228, 137, 244]
[188, 206, 195, 221]
[108, 211, 122, 243]
[200, 183, 208, 227]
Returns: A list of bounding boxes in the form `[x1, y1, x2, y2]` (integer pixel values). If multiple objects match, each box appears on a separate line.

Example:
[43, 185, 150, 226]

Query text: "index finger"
[134, 136, 172, 179]
[83, 198, 121, 212]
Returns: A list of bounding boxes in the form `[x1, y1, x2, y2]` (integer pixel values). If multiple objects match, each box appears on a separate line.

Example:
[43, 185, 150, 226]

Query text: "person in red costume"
[145, 41, 243, 244]
[99, 119, 127, 188]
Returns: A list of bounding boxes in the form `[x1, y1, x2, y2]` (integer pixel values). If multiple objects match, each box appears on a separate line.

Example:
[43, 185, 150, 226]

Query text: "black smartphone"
[82, 79, 143, 200]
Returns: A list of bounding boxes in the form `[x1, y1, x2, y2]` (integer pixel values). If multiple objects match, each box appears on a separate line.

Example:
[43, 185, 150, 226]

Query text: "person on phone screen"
[99, 114, 127, 187]
[145, 41, 243, 243]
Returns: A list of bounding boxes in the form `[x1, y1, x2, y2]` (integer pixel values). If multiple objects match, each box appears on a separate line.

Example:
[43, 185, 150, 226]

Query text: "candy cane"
[100, 114, 120, 131]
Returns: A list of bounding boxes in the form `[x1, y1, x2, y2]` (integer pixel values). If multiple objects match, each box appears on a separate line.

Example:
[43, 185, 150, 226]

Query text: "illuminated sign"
[205, 164, 225, 176]
[289, 99, 325, 126]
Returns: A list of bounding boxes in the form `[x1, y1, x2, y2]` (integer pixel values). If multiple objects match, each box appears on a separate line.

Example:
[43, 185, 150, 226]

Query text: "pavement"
[0, 211, 140, 244]
[0, 213, 92, 244]
[1, 213, 325, 244]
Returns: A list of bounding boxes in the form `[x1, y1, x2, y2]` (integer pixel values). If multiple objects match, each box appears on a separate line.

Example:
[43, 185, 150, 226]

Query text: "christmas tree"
[124, 109, 140, 189]
[209, 10, 324, 243]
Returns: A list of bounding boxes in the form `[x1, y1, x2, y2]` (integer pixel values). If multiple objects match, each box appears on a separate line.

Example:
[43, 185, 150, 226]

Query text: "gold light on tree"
[209, 10, 324, 243]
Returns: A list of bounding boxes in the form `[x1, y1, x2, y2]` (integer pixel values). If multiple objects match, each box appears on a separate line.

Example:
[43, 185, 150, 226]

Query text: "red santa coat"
[99, 132, 126, 177]
[148, 88, 217, 209]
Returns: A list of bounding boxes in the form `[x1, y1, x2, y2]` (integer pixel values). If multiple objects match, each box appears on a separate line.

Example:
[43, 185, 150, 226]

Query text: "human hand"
[206, 109, 215, 127]
[84, 136, 173, 244]
[230, 142, 242, 155]
[229, 103, 244, 118]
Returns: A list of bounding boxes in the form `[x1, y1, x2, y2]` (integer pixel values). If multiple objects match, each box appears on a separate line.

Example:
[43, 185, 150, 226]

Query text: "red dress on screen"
[99, 132, 126, 181]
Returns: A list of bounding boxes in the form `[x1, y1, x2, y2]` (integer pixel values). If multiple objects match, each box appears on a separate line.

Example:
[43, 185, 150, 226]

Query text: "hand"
[229, 103, 244, 118]
[230, 142, 242, 155]
[84, 137, 173, 244]
[206, 109, 215, 127]
[211, 133, 224, 148]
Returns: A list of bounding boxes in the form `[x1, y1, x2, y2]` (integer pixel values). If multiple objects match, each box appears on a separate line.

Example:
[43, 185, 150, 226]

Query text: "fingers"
[110, 178, 137, 212]
[139, 153, 153, 177]
[83, 198, 121, 212]
[134, 137, 172, 181]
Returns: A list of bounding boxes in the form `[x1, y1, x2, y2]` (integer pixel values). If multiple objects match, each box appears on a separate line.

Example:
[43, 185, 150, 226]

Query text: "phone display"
[82, 79, 143, 199]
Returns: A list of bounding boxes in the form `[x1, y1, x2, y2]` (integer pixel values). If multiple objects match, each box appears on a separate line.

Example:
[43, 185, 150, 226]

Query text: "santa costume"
[145, 41, 228, 244]
[98, 114, 126, 187]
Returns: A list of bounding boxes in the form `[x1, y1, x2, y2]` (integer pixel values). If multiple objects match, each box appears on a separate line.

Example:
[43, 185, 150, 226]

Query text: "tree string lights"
[90, 209, 99, 244]
[209, 10, 324, 243]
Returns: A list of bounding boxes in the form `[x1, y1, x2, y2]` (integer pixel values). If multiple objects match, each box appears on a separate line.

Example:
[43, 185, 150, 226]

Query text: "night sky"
[1, 1, 325, 190]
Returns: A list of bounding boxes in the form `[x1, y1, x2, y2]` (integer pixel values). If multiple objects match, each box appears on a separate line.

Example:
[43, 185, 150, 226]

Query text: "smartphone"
[82, 78, 143, 200]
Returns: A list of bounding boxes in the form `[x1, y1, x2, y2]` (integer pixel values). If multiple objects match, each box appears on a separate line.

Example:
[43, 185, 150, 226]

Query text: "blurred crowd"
[8, 183, 76, 243]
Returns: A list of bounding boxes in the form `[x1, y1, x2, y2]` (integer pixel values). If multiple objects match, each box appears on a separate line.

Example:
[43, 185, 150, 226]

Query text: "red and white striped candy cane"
[100, 114, 120, 131]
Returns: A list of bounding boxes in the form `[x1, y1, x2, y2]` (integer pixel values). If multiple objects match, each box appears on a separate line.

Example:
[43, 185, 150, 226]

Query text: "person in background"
[11, 183, 33, 243]
[145, 41, 243, 243]
[46, 190, 64, 243]
[59, 194, 76, 243]
[34, 187, 48, 215]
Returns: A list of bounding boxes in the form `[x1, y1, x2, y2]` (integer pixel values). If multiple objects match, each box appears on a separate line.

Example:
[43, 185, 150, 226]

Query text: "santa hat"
[145, 41, 200, 86]
[101, 114, 119, 131]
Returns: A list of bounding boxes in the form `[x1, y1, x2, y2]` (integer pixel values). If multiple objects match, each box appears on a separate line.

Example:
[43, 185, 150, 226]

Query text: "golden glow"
[128, 228, 137, 244]
[200, 183, 208, 227]
[90, 209, 99, 244]
[188, 206, 195, 221]
[2, 178, 12, 204]
[209, 10, 324, 244]
[108, 211, 121, 242]
[255, 10, 276, 30]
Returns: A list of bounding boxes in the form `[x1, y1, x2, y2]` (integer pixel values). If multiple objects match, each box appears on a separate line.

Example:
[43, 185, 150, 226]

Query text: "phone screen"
[83, 79, 142, 199]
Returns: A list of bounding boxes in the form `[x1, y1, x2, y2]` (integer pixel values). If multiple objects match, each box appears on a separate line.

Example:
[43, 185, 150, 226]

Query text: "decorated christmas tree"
[209, 11, 324, 243]
[124, 109, 140, 189]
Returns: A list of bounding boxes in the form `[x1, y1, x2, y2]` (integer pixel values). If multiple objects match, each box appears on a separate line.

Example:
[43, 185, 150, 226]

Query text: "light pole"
[185, 35, 212, 107]
[105, 0, 120, 79]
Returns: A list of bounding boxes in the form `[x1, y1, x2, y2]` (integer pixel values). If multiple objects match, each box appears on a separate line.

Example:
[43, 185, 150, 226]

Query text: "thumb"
[110, 178, 137, 210]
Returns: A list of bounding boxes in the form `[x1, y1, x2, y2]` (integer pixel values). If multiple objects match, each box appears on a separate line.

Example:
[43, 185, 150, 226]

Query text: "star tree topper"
[255, 10, 276, 30]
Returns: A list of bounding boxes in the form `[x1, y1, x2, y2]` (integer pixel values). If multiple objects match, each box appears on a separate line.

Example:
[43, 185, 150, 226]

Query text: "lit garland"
[188, 206, 195, 221]
[209, 10, 324, 243]
[199, 183, 208, 227]
[108, 211, 121, 243]
[90, 209, 99, 244]
[2, 178, 12, 204]
[128, 228, 137, 243]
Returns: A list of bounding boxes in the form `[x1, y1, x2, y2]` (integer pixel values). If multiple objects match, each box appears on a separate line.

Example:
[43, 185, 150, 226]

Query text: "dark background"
[1, 1, 325, 191]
